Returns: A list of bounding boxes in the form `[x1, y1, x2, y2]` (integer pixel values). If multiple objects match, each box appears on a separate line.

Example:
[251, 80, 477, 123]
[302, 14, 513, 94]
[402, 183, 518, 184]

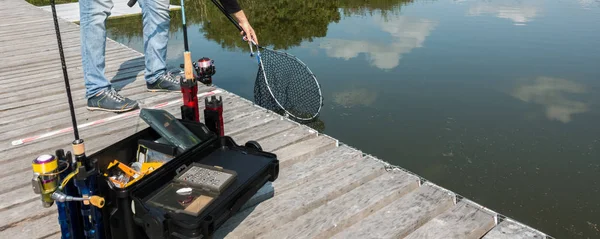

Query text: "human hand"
[239, 21, 258, 45]
[232, 10, 258, 45]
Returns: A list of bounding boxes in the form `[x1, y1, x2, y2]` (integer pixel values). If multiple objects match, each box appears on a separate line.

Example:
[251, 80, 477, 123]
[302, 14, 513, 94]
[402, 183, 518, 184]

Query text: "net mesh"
[253, 48, 322, 121]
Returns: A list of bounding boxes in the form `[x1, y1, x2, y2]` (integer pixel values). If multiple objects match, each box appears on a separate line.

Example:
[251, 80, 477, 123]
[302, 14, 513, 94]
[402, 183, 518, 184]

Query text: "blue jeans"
[79, 0, 171, 98]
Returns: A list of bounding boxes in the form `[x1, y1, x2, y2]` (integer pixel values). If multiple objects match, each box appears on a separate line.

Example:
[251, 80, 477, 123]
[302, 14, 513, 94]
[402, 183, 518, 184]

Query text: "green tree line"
[105, 0, 413, 50]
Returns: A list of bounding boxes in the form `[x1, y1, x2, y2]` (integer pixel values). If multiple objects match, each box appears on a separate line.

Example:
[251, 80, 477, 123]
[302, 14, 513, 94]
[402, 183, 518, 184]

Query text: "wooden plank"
[0, 43, 121, 69]
[0, 66, 144, 105]
[0, 36, 81, 54]
[0, 71, 149, 115]
[223, 103, 266, 123]
[0, 59, 144, 97]
[0, 39, 121, 69]
[0, 199, 56, 231]
[1, 60, 142, 91]
[0, 78, 145, 113]
[0, 16, 55, 23]
[215, 148, 385, 239]
[483, 219, 547, 239]
[0, 18, 48, 27]
[0, 8, 51, 16]
[272, 134, 337, 168]
[0, 21, 72, 35]
[0, 45, 135, 76]
[0, 26, 76, 37]
[0, 95, 187, 163]
[0, 49, 139, 82]
[0, 86, 219, 153]
[0, 87, 217, 141]
[0, 186, 35, 211]
[0, 211, 59, 238]
[0, 85, 164, 131]
[0, 28, 80, 44]
[0, 54, 144, 94]
[254, 125, 317, 152]
[0, 38, 86, 60]
[0, 37, 130, 59]
[0, 89, 222, 160]
[0, 81, 147, 117]
[0, 26, 79, 41]
[223, 110, 278, 136]
[330, 182, 456, 239]
[258, 169, 420, 239]
[229, 118, 297, 145]
[403, 199, 496, 239]
[0, 18, 49, 27]
[44, 232, 62, 239]
[0, 42, 83, 58]
[272, 145, 362, 195]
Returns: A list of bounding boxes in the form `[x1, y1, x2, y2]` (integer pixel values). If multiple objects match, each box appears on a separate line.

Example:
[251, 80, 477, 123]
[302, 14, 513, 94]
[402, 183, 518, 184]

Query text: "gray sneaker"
[147, 71, 182, 92]
[87, 88, 138, 112]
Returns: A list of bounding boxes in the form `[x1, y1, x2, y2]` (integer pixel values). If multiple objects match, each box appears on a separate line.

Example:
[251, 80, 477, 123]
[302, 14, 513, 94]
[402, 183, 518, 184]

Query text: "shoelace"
[161, 71, 182, 84]
[106, 89, 125, 102]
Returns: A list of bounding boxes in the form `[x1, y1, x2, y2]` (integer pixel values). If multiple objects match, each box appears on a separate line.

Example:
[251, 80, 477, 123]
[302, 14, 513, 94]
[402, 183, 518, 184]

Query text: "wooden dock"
[1, 0, 553, 238]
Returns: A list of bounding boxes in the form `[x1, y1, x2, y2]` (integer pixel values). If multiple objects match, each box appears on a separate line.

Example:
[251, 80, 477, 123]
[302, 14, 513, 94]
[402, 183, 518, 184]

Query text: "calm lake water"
[103, 0, 600, 237]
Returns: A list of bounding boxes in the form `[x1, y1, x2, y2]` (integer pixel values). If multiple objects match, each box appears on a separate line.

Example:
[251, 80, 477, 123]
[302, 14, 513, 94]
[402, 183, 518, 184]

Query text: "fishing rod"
[178, 0, 201, 122]
[31, 0, 106, 238]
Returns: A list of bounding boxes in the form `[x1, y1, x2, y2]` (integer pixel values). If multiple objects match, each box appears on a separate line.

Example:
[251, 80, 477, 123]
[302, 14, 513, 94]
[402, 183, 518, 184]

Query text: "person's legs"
[139, 0, 181, 91]
[80, 0, 138, 112]
[79, 0, 113, 98]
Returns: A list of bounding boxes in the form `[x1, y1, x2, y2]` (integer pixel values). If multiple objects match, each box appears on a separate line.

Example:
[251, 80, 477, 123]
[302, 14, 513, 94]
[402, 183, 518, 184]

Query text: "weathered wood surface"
[403, 200, 497, 239]
[38, 0, 181, 22]
[330, 182, 455, 239]
[214, 147, 382, 239]
[258, 169, 420, 239]
[0, 0, 553, 238]
[483, 219, 547, 239]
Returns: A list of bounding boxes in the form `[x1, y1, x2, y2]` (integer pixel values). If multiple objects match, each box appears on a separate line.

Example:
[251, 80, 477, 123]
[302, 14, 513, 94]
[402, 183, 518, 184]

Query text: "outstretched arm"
[219, 0, 258, 45]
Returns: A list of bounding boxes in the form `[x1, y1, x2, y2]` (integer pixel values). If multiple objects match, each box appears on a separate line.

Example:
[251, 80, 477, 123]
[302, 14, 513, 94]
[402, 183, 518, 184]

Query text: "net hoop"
[254, 45, 323, 121]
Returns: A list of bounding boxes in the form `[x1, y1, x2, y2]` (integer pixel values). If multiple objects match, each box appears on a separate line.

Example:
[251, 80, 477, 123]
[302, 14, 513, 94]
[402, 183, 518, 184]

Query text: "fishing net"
[252, 47, 323, 121]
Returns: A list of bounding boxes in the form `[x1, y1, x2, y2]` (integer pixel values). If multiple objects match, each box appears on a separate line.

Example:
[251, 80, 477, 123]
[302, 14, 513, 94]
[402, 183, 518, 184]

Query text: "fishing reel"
[180, 57, 216, 85]
[195, 57, 216, 85]
[31, 151, 105, 209]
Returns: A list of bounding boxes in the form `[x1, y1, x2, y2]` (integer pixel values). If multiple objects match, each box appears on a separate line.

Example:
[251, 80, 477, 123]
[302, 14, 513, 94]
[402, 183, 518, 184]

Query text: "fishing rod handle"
[183, 52, 194, 80]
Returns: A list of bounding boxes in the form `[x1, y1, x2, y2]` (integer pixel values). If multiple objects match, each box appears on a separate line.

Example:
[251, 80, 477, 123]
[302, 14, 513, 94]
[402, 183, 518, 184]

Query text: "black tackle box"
[91, 109, 279, 239]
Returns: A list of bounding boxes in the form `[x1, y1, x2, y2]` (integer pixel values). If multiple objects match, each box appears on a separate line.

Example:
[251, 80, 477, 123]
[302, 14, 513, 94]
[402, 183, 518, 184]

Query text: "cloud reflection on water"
[511, 77, 589, 123]
[464, 0, 542, 25]
[319, 15, 437, 70]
